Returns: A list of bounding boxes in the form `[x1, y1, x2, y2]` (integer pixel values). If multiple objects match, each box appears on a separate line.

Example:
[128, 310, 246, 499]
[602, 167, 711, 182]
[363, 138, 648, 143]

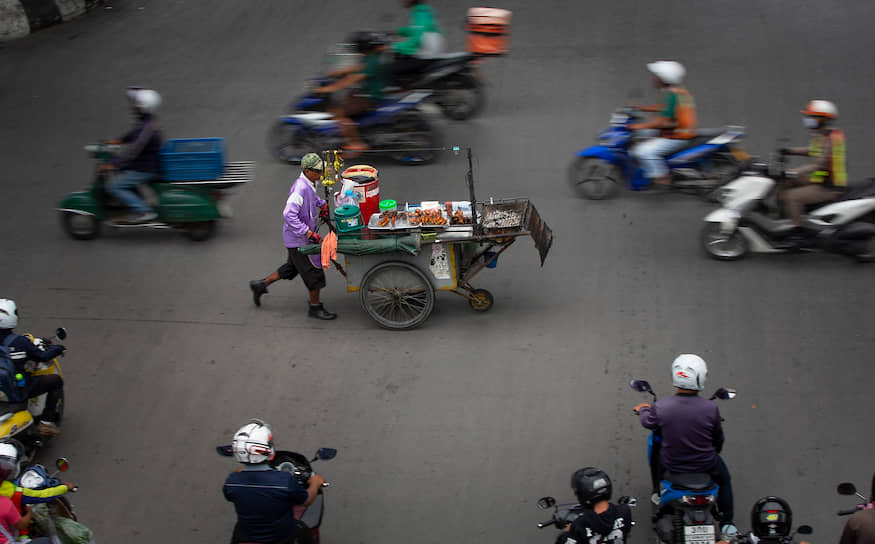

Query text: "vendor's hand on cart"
[308, 230, 322, 244]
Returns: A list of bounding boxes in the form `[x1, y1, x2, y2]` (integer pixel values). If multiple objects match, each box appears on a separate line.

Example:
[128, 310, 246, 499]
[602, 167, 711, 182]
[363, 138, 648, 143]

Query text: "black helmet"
[571, 467, 612, 506]
[349, 31, 386, 54]
[751, 496, 793, 538]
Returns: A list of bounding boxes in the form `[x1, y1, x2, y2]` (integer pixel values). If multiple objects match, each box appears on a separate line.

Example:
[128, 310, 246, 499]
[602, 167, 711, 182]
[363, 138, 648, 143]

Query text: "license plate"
[684, 525, 715, 544]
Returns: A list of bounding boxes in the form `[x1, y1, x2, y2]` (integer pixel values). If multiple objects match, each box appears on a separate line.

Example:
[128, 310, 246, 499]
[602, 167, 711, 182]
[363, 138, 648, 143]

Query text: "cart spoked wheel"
[468, 289, 494, 312]
[360, 261, 435, 330]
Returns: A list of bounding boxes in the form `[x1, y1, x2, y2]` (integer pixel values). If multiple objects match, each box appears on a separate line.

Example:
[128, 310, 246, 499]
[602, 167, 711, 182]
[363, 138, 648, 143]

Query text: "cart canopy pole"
[466, 148, 482, 236]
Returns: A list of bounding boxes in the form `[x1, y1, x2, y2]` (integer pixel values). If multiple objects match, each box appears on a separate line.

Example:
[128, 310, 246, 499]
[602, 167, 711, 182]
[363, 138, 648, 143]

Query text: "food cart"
[302, 149, 553, 330]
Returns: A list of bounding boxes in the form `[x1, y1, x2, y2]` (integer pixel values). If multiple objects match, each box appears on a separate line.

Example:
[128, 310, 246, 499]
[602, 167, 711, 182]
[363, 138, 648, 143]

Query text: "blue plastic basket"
[160, 138, 225, 181]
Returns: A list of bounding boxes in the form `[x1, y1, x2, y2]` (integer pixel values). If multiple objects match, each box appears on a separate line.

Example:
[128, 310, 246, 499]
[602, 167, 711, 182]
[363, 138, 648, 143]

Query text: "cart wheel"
[468, 289, 494, 312]
[360, 261, 435, 330]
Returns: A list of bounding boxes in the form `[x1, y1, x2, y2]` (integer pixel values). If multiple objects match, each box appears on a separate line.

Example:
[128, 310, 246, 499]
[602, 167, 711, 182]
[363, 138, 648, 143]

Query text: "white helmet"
[126, 87, 162, 114]
[0, 443, 20, 481]
[671, 354, 708, 391]
[0, 300, 18, 329]
[232, 419, 275, 464]
[647, 60, 686, 85]
[801, 99, 838, 119]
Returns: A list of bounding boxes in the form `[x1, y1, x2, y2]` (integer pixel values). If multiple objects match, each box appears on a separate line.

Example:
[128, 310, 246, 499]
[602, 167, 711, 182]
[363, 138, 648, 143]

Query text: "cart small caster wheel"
[468, 289, 493, 312]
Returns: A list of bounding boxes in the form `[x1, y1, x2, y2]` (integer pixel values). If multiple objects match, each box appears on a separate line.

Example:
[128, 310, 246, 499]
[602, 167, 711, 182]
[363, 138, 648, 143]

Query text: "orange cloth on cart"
[321, 231, 338, 269]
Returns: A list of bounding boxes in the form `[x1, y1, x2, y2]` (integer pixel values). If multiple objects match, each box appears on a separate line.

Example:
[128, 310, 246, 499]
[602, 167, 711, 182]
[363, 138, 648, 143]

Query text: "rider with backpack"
[558, 467, 633, 544]
[0, 300, 65, 437]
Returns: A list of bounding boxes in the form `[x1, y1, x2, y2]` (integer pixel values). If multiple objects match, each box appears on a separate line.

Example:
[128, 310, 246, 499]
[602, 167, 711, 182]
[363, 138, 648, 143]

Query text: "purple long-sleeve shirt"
[638, 392, 724, 473]
[282, 172, 326, 266]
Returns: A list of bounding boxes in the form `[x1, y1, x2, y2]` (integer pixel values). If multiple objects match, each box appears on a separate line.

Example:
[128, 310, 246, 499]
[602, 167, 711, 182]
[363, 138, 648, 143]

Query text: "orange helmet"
[801, 100, 838, 119]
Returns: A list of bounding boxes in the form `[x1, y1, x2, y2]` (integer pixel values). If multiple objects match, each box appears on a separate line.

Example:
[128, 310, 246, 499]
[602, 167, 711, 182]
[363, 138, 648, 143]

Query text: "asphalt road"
[1, 1, 874, 543]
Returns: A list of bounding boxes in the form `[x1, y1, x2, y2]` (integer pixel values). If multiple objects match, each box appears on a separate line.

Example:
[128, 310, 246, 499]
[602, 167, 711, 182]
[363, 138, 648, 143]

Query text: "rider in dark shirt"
[0, 299, 65, 437]
[223, 419, 325, 544]
[559, 467, 632, 544]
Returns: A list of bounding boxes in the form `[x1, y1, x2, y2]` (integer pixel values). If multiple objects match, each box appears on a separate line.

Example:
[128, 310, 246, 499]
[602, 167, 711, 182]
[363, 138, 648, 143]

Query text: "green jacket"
[392, 4, 443, 56]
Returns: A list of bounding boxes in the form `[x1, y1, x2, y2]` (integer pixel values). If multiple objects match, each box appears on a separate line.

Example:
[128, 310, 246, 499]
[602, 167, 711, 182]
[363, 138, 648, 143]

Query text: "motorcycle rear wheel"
[568, 157, 621, 200]
[701, 223, 748, 260]
[268, 121, 316, 164]
[437, 73, 484, 121]
[184, 220, 216, 242]
[386, 114, 439, 165]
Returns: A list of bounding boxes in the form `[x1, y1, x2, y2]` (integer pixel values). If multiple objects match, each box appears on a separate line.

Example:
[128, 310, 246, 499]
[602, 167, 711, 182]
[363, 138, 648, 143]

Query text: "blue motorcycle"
[630, 379, 736, 544]
[268, 78, 440, 165]
[569, 108, 749, 200]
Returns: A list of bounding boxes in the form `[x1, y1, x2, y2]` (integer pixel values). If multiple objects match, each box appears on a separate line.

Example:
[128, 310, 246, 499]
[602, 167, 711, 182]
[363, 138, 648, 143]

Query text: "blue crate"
[160, 138, 225, 181]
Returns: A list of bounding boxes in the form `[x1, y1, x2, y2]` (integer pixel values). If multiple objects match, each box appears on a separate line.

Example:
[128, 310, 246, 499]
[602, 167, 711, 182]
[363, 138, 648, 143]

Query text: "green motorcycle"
[57, 143, 252, 241]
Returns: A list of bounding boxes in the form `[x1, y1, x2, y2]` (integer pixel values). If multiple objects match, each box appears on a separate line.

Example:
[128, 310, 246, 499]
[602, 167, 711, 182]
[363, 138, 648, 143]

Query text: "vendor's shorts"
[278, 248, 326, 290]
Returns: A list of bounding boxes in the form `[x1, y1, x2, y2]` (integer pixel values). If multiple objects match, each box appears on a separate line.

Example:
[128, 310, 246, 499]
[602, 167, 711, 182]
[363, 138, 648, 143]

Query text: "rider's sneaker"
[721, 524, 738, 539]
[127, 211, 159, 223]
[37, 421, 61, 437]
[651, 492, 661, 506]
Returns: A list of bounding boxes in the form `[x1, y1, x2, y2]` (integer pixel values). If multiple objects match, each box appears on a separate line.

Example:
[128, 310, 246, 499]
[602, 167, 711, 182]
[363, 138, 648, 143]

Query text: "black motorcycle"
[535, 495, 636, 534]
[387, 51, 485, 121]
[217, 445, 337, 544]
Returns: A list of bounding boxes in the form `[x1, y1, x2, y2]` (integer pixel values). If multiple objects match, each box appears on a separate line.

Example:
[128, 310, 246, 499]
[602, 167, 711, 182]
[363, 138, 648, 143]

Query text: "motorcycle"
[700, 154, 875, 262]
[312, 35, 485, 121]
[0, 327, 68, 461]
[217, 444, 337, 544]
[568, 107, 749, 200]
[535, 494, 636, 534]
[57, 143, 252, 241]
[837, 481, 874, 516]
[268, 79, 441, 166]
[18, 457, 95, 544]
[630, 379, 736, 544]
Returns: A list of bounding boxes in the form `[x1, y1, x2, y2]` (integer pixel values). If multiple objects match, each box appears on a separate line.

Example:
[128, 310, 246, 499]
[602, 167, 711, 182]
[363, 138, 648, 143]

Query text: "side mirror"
[216, 445, 234, 457]
[55, 458, 69, 473]
[797, 525, 813, 535]
[630, 380, 652, 393]
[55, 328, 67, 341]
[838, 483, 858, 495]
[714, 388, 737, 400]
[316, 448, 337, 460]
[537, 496, 556, 510]
[617, 496, 637, 507]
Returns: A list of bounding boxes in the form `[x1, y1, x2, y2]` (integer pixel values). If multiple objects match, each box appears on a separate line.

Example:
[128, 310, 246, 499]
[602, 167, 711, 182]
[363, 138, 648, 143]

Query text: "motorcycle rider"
[629, 61, 698, 186]
[558, 467, 633, 544]
[839, 473, 875, 544]
[99, 87, 163, 224]
[316, 32, 389, 156]
[0, 442, 74, 542]
[633, 354, 736, 535]
[778, 100, 847, 234]
[0, 299, 65, 437]
[223, 419, 326, 544]
[391, 0, 445, 81]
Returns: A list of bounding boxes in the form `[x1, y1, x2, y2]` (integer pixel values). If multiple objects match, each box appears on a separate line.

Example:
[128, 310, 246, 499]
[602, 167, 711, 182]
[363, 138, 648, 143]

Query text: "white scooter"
[700, 157, 875, 262]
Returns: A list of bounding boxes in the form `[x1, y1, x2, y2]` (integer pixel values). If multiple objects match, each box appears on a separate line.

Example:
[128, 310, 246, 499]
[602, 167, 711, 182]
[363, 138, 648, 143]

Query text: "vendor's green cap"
[301, 153, 324, 171]
[379, 199, 397, 210]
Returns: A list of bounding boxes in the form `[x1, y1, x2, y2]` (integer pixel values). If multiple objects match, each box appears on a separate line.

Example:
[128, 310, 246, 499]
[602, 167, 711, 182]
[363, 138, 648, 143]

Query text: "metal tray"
[367, 212, 414, 230]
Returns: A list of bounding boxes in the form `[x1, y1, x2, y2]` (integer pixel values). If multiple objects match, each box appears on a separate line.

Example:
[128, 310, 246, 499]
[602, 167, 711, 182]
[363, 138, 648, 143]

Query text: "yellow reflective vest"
[809, 128, 847, 187]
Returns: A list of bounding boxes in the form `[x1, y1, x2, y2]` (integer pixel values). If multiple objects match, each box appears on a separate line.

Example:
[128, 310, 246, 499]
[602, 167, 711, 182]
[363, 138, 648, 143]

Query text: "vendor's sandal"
[249, 280, 268, 307]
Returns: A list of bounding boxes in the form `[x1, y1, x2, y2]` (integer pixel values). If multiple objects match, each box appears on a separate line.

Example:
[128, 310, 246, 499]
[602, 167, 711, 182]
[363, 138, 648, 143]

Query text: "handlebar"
[839, 506, 862, 516]
[537, 519, 556, 529]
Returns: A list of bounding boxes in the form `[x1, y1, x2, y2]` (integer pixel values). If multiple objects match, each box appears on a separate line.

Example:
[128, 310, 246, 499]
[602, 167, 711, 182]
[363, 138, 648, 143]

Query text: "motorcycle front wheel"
[701, 223, 748, 260]
[386, 113, 440, 165]
[436, 73, 484, 121]
[267, 121, 316, 164]
[568, 157, 621, 200]
[61, 212, 100, 240]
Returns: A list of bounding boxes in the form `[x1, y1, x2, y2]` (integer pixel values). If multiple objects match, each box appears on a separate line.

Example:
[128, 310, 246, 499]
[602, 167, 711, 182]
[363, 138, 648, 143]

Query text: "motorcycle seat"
[664, 472, 714, 490]
[0, 402, 28, 416]
[417, 52, 471, 61]
[836, 179, 875, 201]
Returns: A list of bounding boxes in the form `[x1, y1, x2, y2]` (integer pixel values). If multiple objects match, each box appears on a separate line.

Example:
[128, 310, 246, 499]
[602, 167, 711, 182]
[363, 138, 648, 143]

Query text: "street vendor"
[249, 153, 338, 320]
